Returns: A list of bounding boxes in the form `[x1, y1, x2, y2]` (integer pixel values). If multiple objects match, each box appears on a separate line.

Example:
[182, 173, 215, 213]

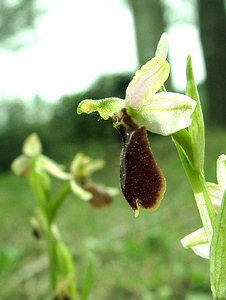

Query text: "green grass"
[0, 128, 225, 299]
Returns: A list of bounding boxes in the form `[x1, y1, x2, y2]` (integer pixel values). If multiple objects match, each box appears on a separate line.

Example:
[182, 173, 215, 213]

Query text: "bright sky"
[0, 0, 205, 102]
[0, 0, 138, 102]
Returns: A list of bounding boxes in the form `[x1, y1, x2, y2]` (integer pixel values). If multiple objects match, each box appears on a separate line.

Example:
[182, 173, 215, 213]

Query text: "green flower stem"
[28, 169, 76, 297]
[50, 182, 71, 221]
[28, 169, 49, 215]
[46, 221, 58, 289]
[173, 135, 215, 241]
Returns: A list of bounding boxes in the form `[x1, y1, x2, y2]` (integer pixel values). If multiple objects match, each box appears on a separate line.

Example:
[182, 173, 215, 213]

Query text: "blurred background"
[0, 0, 226, 299]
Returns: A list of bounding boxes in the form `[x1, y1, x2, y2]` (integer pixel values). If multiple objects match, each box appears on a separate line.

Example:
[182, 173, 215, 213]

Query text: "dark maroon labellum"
[82, 182, 112, 208]
[115, 108, 166, 215]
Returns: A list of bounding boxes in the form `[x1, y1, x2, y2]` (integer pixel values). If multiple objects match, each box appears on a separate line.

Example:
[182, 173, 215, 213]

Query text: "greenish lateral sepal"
[210, 189, 226, 299]
[181, 227, 209, 259]
[126, 90, 196, 136]
[186, 55, 205, 172]
[77, 97, 125, 120]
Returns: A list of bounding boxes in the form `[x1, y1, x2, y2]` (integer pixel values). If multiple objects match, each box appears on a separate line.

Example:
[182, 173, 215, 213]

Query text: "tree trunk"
[198, 0, 226, 126]
[128, 0, 165, 66]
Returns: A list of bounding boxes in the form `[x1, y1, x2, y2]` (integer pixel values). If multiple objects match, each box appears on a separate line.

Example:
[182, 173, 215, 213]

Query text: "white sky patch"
[168, 24, 206, 91]
[0, 0, 138, 102]
[0, 0, 206, 102]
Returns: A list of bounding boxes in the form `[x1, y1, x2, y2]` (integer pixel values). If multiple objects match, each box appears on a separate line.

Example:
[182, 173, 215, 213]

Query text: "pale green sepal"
[11, 154, 30, 176]
[126, 57, 170, 109]
[206, 182, 222, 212]
[40, 155, 71, 180]
[23, 133, 42, 157]
[186, 55, 205, 172]
[210, 189, 226, 299]
[70, 153, 105, 179]
[155, 32, 169, 59]
[70, 180, 92, 201]
[77, 98, 125, 120]
[206, 155, 226, 213]
[105, 186, 119, 197]
[216, 154, 226, 192]
[126, 92, 196, 136]
[181, 227, 210, 259]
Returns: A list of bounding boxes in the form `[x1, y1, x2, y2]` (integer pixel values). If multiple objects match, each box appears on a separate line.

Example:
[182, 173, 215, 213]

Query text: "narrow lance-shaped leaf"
[115, 109, 166, 217]
[210, 154, 226, 297]
[186, 55, 205, 172]
[210, 190, 226, 299]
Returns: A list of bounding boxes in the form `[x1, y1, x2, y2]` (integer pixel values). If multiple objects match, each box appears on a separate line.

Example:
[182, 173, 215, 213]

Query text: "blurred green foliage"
[0, 73, 131, 172]
[1, 127, 225, 299]
[0, 70, 225, 298]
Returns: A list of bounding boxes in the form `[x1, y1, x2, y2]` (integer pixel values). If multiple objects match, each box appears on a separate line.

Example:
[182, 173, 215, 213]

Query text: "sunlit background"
[0, 0, 206, 102]
[0, 0, 226, 299]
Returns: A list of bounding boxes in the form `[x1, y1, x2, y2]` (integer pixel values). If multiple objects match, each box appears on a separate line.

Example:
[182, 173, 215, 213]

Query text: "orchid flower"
[11, 133, 70, 180]
[12, 133, 117, 210]
[77, 33, 196, 215]
[69, 153, 118, 207]
[77, 33, 196, 136]
[181, 154, 226, 259]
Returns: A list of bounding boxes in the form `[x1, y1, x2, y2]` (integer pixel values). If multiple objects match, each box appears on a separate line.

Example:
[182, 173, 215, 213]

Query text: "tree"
[0, 0, 44, 50]
[126, 0, 166, 66]
[198, 0, 226, 126]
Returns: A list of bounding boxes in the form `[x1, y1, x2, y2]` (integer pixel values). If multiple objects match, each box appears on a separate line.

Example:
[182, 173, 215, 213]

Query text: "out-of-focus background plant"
[0, 0, 225, 299]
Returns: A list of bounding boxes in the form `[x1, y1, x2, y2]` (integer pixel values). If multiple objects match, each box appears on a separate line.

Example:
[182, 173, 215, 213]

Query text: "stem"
[45, 217, 57, 290]
[50, 182, 71, 221]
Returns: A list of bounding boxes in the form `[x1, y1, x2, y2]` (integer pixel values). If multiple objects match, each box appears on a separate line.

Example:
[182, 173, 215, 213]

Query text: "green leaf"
[172, 135, 214, 241]
[172, 129, 193, 165]
[80, 260, 94, 300]
[210, 190, 226, 299]
[55, 239, 77, 299]
[186, 55, 205, 172]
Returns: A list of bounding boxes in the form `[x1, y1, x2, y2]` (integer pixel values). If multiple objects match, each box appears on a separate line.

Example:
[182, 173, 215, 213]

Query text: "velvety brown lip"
[115, 108, 166, 213]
